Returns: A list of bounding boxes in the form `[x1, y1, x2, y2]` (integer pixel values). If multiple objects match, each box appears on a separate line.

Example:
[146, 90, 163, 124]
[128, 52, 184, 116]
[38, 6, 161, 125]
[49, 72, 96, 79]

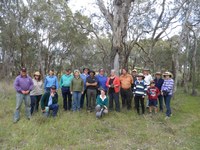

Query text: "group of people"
[13, 67, 174, 123]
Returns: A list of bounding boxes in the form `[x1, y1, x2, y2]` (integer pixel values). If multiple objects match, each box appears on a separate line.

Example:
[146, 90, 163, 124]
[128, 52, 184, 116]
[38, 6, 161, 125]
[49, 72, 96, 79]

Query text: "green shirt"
[96, 95, 108, 107]
[70, 77, 84, 92]
[60, 74, 74, 87]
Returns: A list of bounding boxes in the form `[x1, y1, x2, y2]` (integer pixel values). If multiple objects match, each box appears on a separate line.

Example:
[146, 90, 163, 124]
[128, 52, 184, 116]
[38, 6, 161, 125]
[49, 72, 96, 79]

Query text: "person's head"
[110, 69, 115, 77]
[99, 68, 105, 76]
[21, 67, 27, 77]
[89, 70, 95, 77]
[74, 69, 80, 78]
[163, 72, 173, 80]
[150, 80, 155, 87]
[100, 88, 106, 96]
[122, 68, 127, 75]
[155, 72, 162, 79]
[137, 73, 145, 80]
[143, 68, 150, 75]
[49, 69, 54, 76]
[132, 69, 137, 76]
[65, 69, 71, 75]
[83, 68, 89, 74]
[34, 71, 41, 81]
[50, 85, 56, 93]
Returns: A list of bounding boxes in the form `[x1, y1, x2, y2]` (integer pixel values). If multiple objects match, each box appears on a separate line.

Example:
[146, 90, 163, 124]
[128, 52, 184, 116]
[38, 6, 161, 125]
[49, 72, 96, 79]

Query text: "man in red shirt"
[147, 80, 160, 114]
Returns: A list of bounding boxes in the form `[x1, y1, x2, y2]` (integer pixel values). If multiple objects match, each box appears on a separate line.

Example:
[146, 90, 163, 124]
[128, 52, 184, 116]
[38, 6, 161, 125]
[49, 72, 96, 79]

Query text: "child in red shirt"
[147, 80, 160, 113]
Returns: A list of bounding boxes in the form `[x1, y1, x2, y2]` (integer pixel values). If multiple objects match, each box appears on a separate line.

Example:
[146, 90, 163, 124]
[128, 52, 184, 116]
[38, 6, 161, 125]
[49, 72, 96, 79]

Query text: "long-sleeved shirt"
[120, 74, 133, 89]
[133, 79, 147, 96]
[30, 78, 43, 96]
[70, 77, 84, 92]
[96, 74, 108, 91]
[14, 75, 33, 93]
[80, 73, 89, 90]
[60, 74, 74, 88]
[154, 78, 164, 90]
[44, 75, 59, 90]
[96, 95, 108, 107]
[161, 79, 174, 95]
[41, 92, 58, 110]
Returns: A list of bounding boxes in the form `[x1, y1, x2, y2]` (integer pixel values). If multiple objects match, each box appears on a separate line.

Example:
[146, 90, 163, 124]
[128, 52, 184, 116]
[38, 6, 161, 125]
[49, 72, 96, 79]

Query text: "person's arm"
[106, 78, 110, 88]
[81, 79, 84, 93]
[55, 76, 59, 90]
[114, 77, 120, 87]
[143, 83, 147, 97]
[28, 77, 34, 92]
[44, 77, 47, 90]
[70, 80, 73, 94]
[59, 76, 63, 88]
[52, 92, 58, 104]
[14, 77, 22, 93]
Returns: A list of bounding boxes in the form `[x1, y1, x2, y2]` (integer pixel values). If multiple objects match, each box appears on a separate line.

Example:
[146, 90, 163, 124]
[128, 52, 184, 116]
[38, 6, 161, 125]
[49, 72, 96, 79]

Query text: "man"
[86, 70, 98, 112]
[96, 68, 108, 95]
[143, 68, 153, 108]
[13, 67, 33, 123]
[119, 68, 133, 110]
[131, 69, 138, 89]
[60, 69, 73, 111]
[154, 72, 164, 112]
[41, 85, 59, 117]
[80, 68, 89, 109]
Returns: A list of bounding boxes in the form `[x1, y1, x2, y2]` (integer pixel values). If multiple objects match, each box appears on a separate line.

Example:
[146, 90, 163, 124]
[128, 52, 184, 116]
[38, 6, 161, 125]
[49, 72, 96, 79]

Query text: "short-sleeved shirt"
[120, 74, 133, 89]
[86, 76, 98, 90]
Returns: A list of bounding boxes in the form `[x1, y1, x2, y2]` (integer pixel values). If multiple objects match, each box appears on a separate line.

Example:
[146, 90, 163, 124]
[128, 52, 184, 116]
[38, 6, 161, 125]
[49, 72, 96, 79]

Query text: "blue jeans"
[43, 104, 59, 117]
[72, 91, 82, 111]
[14, 92, 31, 121]
[164, 95, 172, 117]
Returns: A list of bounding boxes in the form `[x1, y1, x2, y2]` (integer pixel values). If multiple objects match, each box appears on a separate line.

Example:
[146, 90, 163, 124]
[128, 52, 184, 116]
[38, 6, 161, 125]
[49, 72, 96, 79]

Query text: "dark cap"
[51, 85, 56, 89]
[21, 67, 27, 72]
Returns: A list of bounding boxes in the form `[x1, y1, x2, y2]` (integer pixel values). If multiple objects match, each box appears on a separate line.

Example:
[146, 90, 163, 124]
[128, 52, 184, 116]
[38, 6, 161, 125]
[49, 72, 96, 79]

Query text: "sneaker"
[165, 116, 170, 120]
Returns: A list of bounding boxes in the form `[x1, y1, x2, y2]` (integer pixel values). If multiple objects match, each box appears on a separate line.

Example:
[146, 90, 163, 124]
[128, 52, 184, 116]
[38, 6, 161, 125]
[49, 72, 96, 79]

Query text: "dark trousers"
[120, 88, 133, 109]
[164, 95, 172, 117]
[87, 89, 97, 111]
[43, 104, 59, 117]
[109, 92, 120, 112]
[30, 95, 42, 114]
[158, 95, 163, 111]
[80, 89, 87, 109]
[135, 95, 145, 114]
[61, 87, 72, 110]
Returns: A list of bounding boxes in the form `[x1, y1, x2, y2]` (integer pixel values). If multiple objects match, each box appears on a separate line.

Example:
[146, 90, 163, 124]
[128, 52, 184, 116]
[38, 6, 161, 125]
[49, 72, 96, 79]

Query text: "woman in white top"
[30, 71, 43, 114]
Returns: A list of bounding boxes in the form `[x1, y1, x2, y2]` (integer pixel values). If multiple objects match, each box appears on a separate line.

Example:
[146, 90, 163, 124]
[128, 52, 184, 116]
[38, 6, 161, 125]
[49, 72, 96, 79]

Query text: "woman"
[30, 71, 43, 114]
[95, 88, 108, 118]
[44, 69, 59, 92]
[70, 70, 84, 112]
[161, 72, 174, 119]
[106, 69, 120, 112]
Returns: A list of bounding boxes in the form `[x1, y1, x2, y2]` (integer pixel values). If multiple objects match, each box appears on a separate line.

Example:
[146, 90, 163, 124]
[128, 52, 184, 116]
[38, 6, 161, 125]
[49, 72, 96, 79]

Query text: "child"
[95, 88, 108, 118]
[147, 80, 160, 114]
[133, 73, 147, 115]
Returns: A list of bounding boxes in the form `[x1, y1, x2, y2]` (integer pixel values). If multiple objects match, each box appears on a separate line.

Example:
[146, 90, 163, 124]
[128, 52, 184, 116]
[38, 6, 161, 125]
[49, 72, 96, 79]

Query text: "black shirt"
[86, 76, 98, 90]
[109, 78, 115, 94]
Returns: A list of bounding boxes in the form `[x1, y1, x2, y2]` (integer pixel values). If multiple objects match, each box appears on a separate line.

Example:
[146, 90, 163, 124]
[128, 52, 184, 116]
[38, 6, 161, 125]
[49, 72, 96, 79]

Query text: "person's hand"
[161, 92, 163, 95]
[81, 91, 84, 94]
[142, 96, 145, 98]
[21, 90, 26, 94]
[104, 106, 107, 109]
[50, 92, 54, 97]
[71, 92, 73, 94]
[25, 90, 30, 94]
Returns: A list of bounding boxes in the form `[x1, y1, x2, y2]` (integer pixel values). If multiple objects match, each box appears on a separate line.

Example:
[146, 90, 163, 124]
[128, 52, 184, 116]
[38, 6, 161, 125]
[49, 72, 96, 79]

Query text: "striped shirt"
[161, 79, 174, 95]
[133, 80, 147, 96]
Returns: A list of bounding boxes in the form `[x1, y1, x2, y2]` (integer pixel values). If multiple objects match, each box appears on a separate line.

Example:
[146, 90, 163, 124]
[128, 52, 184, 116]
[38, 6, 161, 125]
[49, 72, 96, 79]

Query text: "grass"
[0, 81, 200, 150]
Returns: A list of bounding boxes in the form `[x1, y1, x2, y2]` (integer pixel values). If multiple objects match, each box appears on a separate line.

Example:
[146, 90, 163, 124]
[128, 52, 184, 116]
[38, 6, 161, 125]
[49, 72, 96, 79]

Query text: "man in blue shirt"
[60, 69, 74, 111]
[96, 68, 107, 95]
[80, 68, 89, 109]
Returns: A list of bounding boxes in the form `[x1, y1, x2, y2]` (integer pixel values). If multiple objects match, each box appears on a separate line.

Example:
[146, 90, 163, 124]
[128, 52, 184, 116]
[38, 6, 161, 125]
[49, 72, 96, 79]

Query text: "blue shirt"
[44, 75, 59, 90]
[96, 74, 108, 91]
[60, 74, 74, 87]
[80, 73, 89, 90]
[154, 78, 164, 90]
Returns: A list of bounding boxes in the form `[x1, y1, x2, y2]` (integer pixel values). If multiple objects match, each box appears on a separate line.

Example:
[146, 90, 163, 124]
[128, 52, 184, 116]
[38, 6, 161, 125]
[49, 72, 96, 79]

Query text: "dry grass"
[0, 81, 200, 150]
